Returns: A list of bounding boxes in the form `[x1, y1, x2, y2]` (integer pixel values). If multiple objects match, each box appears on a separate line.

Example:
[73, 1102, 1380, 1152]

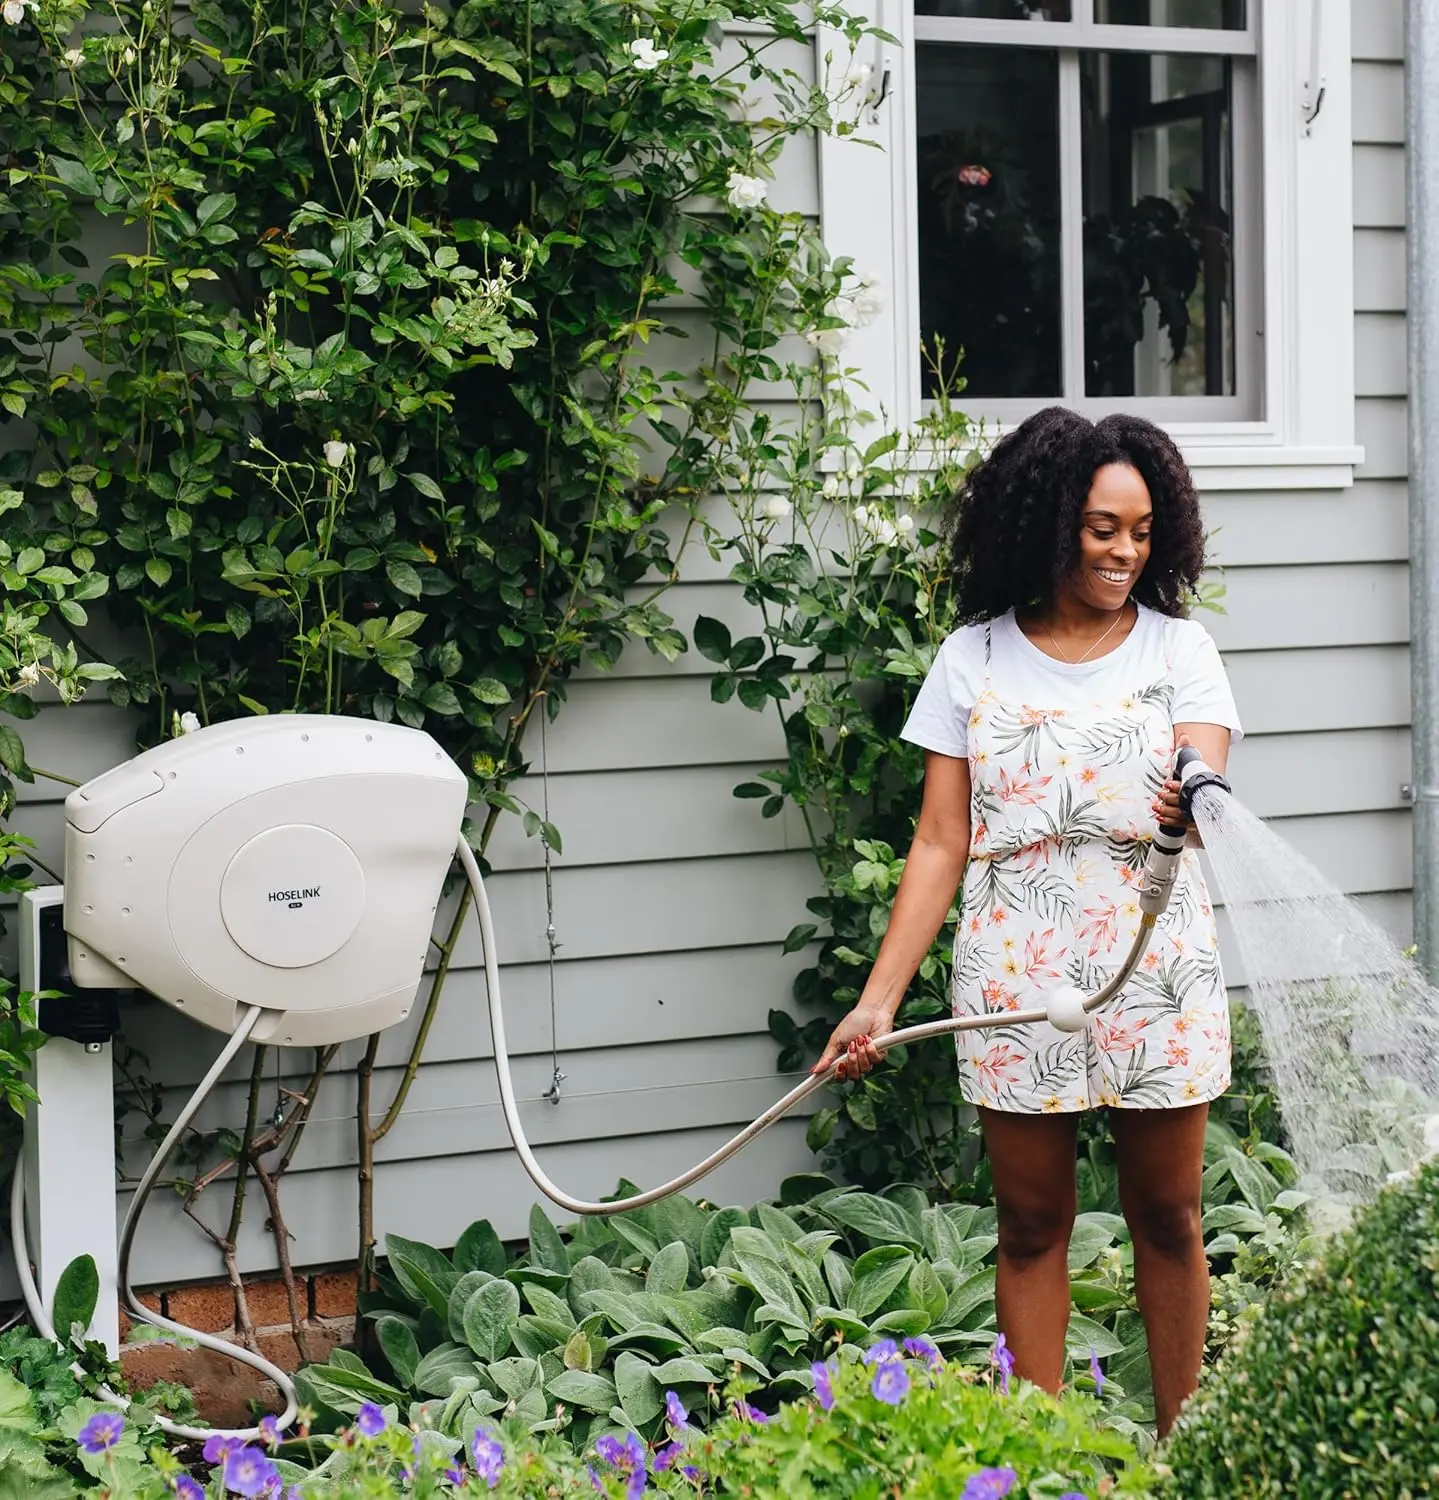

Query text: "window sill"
[1175, 443, 1367, 491]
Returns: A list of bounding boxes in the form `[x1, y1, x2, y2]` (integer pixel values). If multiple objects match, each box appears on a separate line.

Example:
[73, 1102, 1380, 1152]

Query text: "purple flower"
[1058, 1493, 1088, 1499]
[654, 1442, 683, 1471]
[171, 1478, 205, 1500]
[990, 1332, 1015, 1395]
[223, 1446, 282, 1498]
[1089, 1345, 1105, 1396]
[588, 1467, 604, 1493]
[734, 1399, 768, 1424]
[903, 1335, 942, 1368]
[862, 1337, 900, 1365]
[626, 1466, 647, 1500]
[811, 1360, 835, 1411]
[77, 1411, 125, 1455]
[471, 1428, 504, 1488]
[356, 1402, 386, 1438]
[664, 1390, 688, 1430]
[961, 1468, 1019, 1500]
[259, 1414, 285, 1449]
[445, 1463, 467, 1485]
[870, 1359, 910, 1406]
[203, 1434, 238, 1464]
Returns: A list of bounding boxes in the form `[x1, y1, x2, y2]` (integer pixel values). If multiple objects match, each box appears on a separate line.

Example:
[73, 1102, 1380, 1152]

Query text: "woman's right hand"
[811, 1004, 895, 1081]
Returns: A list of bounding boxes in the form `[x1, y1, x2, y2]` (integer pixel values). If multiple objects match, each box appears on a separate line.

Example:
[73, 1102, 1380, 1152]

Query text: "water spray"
[7, 716, 1230, 1438]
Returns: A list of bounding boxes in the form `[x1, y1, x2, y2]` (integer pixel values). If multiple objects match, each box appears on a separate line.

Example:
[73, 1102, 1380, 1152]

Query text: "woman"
[811, 406, 1241, 1436]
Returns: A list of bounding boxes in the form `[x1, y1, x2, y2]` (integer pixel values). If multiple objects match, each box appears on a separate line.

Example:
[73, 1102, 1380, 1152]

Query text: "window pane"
[1081, 51, 1236, 399]
[1094, 0, 1246, 29]
[916, 2, 1072, 18]
[915, 44, 1062, 398]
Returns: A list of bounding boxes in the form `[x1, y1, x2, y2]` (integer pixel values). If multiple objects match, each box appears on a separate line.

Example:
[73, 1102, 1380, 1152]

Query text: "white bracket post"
[18, 886, 121, 1358]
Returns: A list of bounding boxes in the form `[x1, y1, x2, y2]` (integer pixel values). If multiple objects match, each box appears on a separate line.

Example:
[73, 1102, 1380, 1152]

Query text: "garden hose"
[457, 818, 1185, 1218]
[11, 1004, 300, 1443]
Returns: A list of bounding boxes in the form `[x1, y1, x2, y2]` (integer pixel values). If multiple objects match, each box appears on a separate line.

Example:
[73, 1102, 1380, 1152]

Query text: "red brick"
[243, 1276, 300, 1330]
[166, 1283, 237, 1335]
[256, 1331, 301, 1370]
[311, 1270, 357, 1319]
[295, 1319, 350, 1366]
[120, 1340, 280, 1431]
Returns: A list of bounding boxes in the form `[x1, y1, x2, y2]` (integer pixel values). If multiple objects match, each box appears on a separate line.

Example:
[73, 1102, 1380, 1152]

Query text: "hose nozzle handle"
[1174, 745, 1231, 824]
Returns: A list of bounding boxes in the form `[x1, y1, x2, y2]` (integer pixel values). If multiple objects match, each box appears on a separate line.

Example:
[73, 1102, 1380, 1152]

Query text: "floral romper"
[951, 623, 1231, 1113]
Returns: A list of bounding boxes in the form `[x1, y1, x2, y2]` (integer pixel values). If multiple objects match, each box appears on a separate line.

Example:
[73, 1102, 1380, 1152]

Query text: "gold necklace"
[1045, 606, 1129, 665]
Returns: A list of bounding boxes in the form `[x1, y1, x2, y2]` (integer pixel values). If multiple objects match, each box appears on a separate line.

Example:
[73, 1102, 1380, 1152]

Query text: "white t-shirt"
[901, 606, 1242, 760]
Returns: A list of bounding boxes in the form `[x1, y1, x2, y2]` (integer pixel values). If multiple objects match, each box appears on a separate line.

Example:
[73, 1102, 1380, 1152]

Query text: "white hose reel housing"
[62, 715, 469, 1047]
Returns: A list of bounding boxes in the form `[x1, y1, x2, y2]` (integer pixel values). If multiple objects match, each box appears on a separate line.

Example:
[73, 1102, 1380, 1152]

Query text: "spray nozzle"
[1174, 745, 1231, 823]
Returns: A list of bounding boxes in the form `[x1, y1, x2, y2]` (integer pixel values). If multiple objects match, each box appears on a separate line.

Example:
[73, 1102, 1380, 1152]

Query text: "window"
[818, 0, 1363, 488]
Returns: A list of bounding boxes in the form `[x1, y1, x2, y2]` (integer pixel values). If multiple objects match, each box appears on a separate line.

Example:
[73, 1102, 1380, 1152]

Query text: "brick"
[295, 1319, 350, 1366]
[311, 1270, 357, 1319]
[166, 1283, 237, 1335]
[256, 1331, 301, 1370]
[120, 1340, 278, 1431]
[243, 1276, 301, 1330]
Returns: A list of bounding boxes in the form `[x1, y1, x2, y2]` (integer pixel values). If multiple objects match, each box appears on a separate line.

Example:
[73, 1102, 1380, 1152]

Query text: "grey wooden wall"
[0, 4, 1414, 1291]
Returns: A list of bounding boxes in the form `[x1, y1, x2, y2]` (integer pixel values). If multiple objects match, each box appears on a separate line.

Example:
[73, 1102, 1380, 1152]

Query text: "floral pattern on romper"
[954, 625, 1231, 1113]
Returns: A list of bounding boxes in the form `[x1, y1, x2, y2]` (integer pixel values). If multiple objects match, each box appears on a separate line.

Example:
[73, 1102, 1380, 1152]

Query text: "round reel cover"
[62, 716, 469, 1046]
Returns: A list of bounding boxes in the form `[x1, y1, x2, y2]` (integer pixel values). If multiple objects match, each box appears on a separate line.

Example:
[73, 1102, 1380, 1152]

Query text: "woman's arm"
[811, 751, 972, 1081]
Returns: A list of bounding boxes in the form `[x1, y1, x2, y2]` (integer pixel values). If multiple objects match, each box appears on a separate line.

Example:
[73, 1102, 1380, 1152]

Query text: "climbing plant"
[0, 0, 890, 1320]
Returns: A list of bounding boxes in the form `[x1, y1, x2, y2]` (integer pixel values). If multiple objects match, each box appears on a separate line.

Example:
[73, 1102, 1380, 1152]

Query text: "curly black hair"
[945, 405, 1206, 622]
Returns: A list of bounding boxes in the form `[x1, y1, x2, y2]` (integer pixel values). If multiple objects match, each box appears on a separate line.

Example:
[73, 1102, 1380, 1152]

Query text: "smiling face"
[1063, 462, 1153, 613]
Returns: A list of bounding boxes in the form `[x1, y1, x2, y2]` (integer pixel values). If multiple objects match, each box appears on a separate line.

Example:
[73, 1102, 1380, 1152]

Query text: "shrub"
[1161, 1161, 1439, 1498]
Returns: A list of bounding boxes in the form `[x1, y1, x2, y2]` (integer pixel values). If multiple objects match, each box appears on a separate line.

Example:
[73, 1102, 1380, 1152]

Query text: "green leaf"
[732, 782, 771, 800]
[51, 1255, 99, 1340]
[145, 557, 173, 588]
[50, 157, 100, 197]
[0, 726, 28, 776]
[546, 1369, 617, 1413]
[407, 472, 446, 500]
[412, 1342, 479, 1398]
[447, 1271, 495, 1342]
[375, 1316, 421, 1388]
[469, 677, 511, 706]
[782, 923, 818, 954]
[461, 1278, 520, 1362]
[844, 1249, 915, 1318]
[613, 1351, 663, 1426]
[528, 1203, 570, 1275]
[823, 1193, 923, 1250]
[693, 615, 732, 664]
[15, 548, 43, 576]
[454, 1219, 508, 1277]
[197, 191, 236, 226]
[701, 1208, 748, 1268]
[386, 560, 423, 597]
[908, 1259, 948, 1323]
[645, 1242, 689, 1297]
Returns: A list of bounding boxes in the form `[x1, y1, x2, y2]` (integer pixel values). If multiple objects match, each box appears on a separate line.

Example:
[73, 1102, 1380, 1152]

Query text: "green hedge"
[1161, 1161, 1439, 1498]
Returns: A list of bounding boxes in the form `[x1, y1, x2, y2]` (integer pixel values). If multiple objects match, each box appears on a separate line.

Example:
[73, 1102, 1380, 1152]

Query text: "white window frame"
[816, 0, 1363, 489]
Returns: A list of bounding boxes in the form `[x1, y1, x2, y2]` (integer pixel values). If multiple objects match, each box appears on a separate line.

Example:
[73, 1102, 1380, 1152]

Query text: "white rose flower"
[844, 62, 872, 93]
[895, 514, 916, 536]
[323, 440, 350, 467]
[629, 38, 670, 71]
[853, 504, 869, 527]
[872, 516, 899, 547]
[2, 0, 32, 25]
[846, 463, 862, 481]
[726, 172, 768, 211]
[850, 277, 884, 327]
[805, 325, 849, 357]
[122, 45, 136, 64]
[179, 711, 201, 734]
[64, 47, 84, 67]
[758, 495, 792, 522]
[15, 663, 40, 689]
[822, 475, 841, 499]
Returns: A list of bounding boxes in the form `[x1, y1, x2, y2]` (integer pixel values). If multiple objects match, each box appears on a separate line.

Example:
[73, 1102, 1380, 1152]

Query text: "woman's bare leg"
[978, 1107, 1080, 1393]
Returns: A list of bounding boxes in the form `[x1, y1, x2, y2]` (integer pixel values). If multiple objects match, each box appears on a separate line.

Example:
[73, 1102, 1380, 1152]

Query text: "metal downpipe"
[1408, 0, 1439, 982]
